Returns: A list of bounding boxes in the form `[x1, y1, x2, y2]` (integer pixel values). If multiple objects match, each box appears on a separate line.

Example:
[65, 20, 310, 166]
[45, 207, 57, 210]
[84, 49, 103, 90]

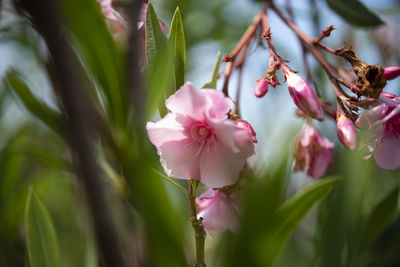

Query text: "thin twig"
[188, 180, 206, 267]
[222, 10, 263, 96]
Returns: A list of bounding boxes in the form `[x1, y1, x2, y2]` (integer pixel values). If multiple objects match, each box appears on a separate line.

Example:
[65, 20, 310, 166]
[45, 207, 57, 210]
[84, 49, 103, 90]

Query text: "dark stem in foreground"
[189, 180, 206, 267]
[19, 0, 126, 266]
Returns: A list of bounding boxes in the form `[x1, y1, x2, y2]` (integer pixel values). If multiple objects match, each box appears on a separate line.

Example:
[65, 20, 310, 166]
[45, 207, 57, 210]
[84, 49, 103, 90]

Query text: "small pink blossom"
[356, 93, 400, 169]
[146, 82, 255, 188]
[235, 120, 257, 143]
[337, 115, 357, 150]
[383, 66, 400, 81]
[97, 0, 127, 34]
[293, 124, 334, 178]
[196, 189, 238, 232]
[254, 79, 269, 98]
[284, 70, 323, 121]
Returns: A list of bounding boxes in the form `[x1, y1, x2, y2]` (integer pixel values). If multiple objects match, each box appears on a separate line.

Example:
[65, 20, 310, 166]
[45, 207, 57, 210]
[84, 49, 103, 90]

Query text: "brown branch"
[222, 10, 264, 96]
[269, 2, 359, 102]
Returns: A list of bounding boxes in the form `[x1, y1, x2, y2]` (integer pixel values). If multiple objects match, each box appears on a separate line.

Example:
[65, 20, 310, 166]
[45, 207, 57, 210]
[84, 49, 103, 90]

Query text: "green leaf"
[202, 51, 222, 89]
[25, 188, 61, 267]
[146, 2, 168, 67]
[4, 71, 65, 137]
[326, 0, 384, 27]
[61, 0, 126, 127]
[169, 7, 186, 90]
[146, 48, 175, 117]
[258, 177, 340, 264]
[359, 186, 399, 250]
[146, 2, 175, 117]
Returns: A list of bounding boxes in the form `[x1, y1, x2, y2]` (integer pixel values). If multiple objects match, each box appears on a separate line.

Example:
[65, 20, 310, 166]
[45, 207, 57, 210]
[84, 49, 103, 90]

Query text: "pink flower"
[284, 70, 323, 121]
[356, 93, 400, 169]
[146, 82, 255, 188]
[337, 115, 357, 150]
[97, 0, 127, 34]
[293, 124, 334, 178]
[254, 79, 269, 98]
[383, 66, 400, 81]
[196, 189, 238, 232]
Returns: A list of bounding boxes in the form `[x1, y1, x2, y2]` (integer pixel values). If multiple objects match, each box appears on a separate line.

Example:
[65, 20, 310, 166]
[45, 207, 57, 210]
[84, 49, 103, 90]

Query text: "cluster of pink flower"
[98, 1, 400, 233]
[147, 83, 256, 232]
[255, 63, 400, 177]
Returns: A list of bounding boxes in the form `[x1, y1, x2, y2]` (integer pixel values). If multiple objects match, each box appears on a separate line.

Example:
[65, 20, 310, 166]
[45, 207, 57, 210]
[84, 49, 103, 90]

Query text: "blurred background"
[0, 0, 399, 266]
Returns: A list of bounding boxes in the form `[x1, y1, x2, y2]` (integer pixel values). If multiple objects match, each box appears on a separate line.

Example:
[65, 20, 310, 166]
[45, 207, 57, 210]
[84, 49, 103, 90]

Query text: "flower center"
[190, 123, 212, 142]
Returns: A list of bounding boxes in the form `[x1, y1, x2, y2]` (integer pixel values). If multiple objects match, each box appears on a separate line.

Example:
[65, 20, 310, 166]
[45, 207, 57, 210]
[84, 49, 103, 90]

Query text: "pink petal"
[199, 128, 254, 188]
[234, 126, 255, 158]
[286, 72, 323, 121]
[202, 89, 233, 119]
[356, 104, 388, 130]
[166, 82, 209, 120]
[374, 136, 400, 170]
[139, 3, 147, 23]
[160, 21, 169, 35]
[300, 124, 318, 147]
[158, 138, 200, 180]
[198, 191, 238, 232]
[337, 116, 357, 150]
[236, 120, 257, 143]
[383, 66, 400, 80]
[206, 114, 237, 153]
[146, 113, 186, 148]
[254, 79, 269, 98]
[307, 146, 333, 178]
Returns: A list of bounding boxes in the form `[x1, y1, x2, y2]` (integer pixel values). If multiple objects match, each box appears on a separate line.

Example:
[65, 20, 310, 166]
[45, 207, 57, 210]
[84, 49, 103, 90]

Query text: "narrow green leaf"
[146, 48, 175, 117]
[146, 2, 168, 67]
[5, 71, 65, 137]
[152, 168, 189, 198]
[326, 0, 384, 27]
[169, 7, 186, 89]
[62, 0, 126, 127]
[359, 186, 399, 250]
[258, 177, 340, 264]
[202, 51, 222, 89]
[25, 188, 61, 267]
[145, 2, 175, 117]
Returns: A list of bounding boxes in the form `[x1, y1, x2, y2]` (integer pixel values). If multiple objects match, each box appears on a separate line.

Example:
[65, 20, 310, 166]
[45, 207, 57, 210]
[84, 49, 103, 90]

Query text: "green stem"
[188, 180, 206, 267]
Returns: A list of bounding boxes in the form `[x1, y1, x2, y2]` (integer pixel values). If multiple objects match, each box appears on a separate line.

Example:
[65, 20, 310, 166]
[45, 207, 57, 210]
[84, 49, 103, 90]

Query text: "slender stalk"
[222, 10, 263, 96]
[269, 2, 360, 99]
[188, 180, 206, 267]
[285, 0, 314, 85]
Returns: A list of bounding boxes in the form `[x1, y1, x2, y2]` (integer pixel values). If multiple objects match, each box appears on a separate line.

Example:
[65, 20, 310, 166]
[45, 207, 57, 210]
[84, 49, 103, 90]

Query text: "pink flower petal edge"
[285, 71, 323, 121]
[356, 93, 400, 170]
[196, 189, 238, 232]
[293, 124, 334, 179]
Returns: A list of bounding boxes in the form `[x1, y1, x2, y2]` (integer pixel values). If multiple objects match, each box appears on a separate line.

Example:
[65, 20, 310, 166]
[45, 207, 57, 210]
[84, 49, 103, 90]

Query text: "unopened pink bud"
[254, 79, 269, 98]
[337, 115, 357, 150]
[381, 92, 397, 99]
[285, 71, 323, 121]
[383, 66, 400, 80]
[236, 120, 257, 143]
